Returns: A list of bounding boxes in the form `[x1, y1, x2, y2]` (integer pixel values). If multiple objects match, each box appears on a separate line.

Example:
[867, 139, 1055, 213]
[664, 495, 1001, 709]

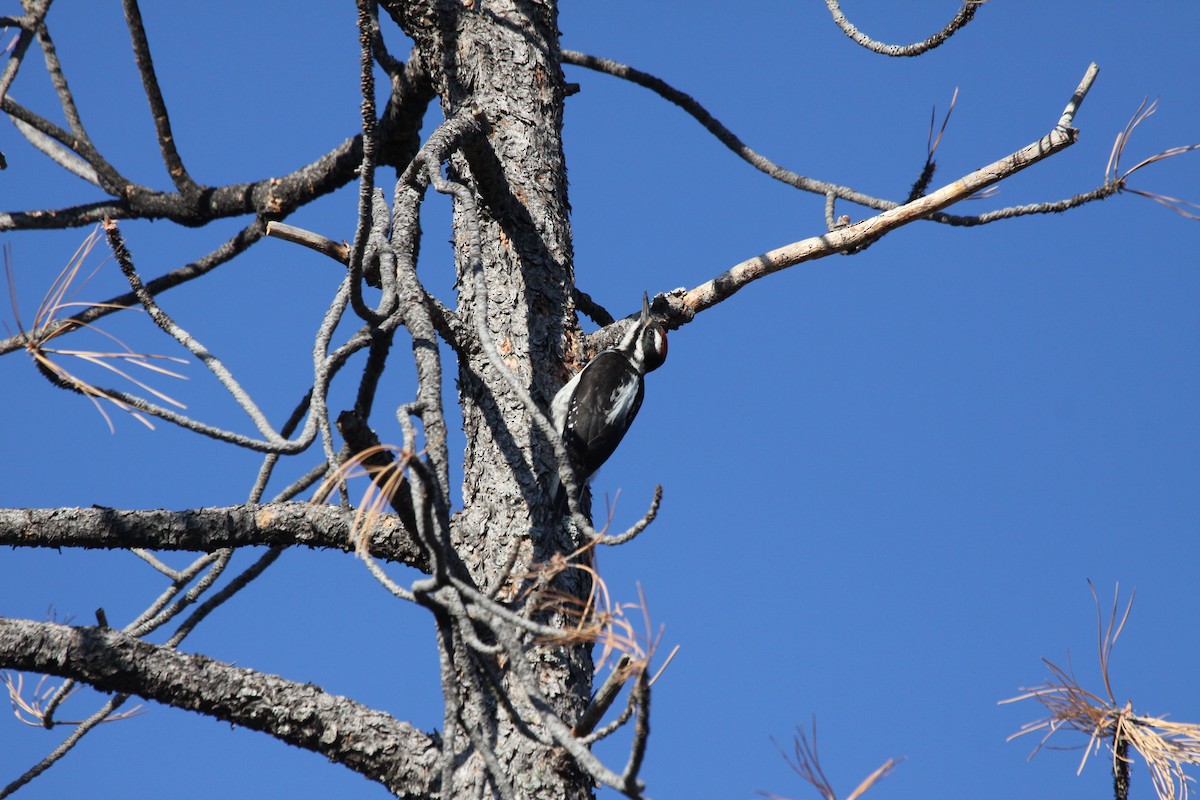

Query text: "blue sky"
[3, 2, 1199, 799]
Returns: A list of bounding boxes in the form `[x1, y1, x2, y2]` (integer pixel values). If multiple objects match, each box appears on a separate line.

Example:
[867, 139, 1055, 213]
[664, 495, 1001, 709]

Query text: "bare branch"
[670, 64, 1097, 322]
[9, 114, 99, 185]
[0, 618, 441, 795]
[124, 552, 226, 635]
[573, 654, 633, 737]
[0, 217, 268, 357]
[561, 50, 880, 209]
[1061, 63, 1102, 130]
[1, 94, 128, 194]
[824, 0, 984, 57]
[15, 226, 369, 454]
[346, 0, 389, 325]
[591, 485, 663, 547]
[563, 51, 1116, 228]
[266, 221, 350, 264]
[121, 0, 197, 193]
[164, 548, 278, 646]
[0, 116, 375, 231]
[0, 692, 133, 799]
[104, 220, 283, 441]
[621, 673, 651, 792]
[3, 31, 431, 231]
[0, 504, 427, 568]
[27, 0, 87, 141]
[0, 0, 53, 105]
[572, 286, 615, 326]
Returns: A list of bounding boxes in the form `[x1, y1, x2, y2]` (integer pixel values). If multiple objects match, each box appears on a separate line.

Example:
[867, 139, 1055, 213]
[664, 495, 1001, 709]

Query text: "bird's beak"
[641, 292, 651, 322]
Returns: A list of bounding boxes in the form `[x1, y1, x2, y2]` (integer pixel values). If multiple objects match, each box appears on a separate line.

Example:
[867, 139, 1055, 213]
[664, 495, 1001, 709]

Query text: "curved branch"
[27, 1, 88, 142]
[561, 50, 881, 209]
[0, 503, 428, 568]
[1, 49, 433, 232]
[1, 51, 433, 377]
[0, 618, 440, 796]
[9, 115, 99, 185]
[663, 65, 1096, 323]
[104, 220, 285, 443]
[562, 51, 1113, 228]
[0, 119, 357, 229]
[824, 0, 983, 57]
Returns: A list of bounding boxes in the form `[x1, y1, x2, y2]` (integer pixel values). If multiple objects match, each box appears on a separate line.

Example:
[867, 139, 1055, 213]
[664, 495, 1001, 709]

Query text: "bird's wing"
[564, 350, 644, 478]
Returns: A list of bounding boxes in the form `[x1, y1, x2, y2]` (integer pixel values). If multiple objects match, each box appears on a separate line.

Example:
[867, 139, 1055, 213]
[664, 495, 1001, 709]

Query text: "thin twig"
[104, 220, 288, 443]
[121, 0, 196, 193]
[0, 693, 133, 799]
[0, 0, 53, 105]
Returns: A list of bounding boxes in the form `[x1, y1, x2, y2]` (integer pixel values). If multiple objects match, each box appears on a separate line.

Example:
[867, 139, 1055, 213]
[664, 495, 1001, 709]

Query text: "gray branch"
[0, 503, 427, 569]
[824, 0, 982, 57]
[0, 617, 440, 797]
[562, 50, 1118, 228]
[658, 63, 1099, 325]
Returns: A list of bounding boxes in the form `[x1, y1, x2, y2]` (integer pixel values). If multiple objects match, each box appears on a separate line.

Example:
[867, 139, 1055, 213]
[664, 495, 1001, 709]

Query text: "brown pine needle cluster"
[5, 230, 188, 432]
[2, 672, 144, 727]
[1106, 98, 1200, 220]
[763, 718, 903, 800]
[312, 443, 418, 557]
[1003, 584, 1200, 800]
[315, 446, 681, 691]
[528, 551, 676, 683]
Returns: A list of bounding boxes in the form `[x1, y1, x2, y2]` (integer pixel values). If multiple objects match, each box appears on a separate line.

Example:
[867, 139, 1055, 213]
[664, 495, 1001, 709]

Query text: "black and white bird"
[550, 293, 668, 508]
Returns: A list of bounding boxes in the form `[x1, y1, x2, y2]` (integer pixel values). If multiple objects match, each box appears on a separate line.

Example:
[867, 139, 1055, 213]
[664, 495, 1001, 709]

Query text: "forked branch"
[665, 64, 1098, 322]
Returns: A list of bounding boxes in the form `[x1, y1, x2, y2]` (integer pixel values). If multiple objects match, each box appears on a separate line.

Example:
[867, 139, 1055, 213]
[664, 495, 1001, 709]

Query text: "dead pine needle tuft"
[762, 717, 903, 800]
[4, 228, 188, 432]
[312, 443, 418, 557]
[1002, 582, 1200, 800]
[3, 672, 143, 727]
[524, 539, 672, 681]
[1105, 98, 1200, 220]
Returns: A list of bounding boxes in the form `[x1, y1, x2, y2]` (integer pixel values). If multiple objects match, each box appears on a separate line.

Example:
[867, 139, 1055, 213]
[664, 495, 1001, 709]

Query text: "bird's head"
[634, 292, 668, 374]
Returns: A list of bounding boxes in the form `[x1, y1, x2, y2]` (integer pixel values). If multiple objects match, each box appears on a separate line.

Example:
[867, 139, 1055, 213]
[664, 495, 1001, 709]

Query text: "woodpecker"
[550, 293, 668, 507]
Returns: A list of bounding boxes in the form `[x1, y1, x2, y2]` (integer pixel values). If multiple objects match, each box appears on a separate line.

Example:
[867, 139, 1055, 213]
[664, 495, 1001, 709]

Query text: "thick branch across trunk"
[0, 617, 440, 797]
[0, 504, 426, 568]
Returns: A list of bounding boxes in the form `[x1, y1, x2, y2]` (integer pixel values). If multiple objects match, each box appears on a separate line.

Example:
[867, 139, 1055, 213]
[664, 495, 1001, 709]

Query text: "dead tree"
[0, 2, 1194, 798]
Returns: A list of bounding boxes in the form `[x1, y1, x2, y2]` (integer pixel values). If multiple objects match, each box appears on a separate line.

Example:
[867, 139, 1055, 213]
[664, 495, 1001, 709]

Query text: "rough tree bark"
[1, 1, 1193, 799]
[384, 2, 591, 796]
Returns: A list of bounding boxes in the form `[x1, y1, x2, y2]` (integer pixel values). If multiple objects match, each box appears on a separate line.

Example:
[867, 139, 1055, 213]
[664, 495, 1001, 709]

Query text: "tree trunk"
[386, 2, 593, 797]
